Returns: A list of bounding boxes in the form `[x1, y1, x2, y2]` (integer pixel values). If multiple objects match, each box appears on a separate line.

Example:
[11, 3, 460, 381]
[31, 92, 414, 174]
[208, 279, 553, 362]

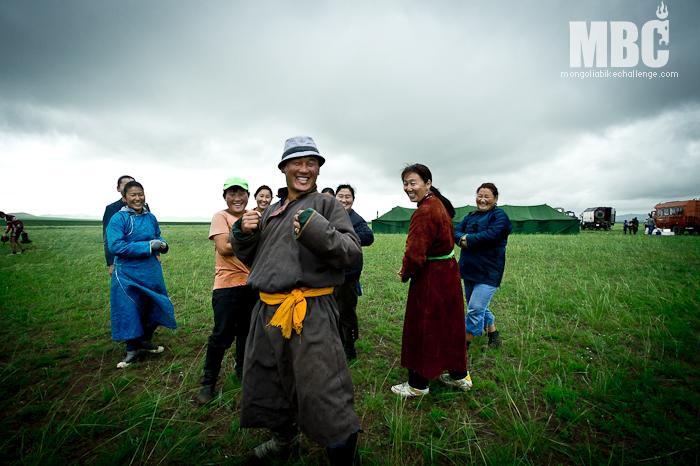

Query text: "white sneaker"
[438, 372, 473, 391]
[139, 342, 164, 353]
[391, 381, 429, 397]
[116, 350, 139, 369]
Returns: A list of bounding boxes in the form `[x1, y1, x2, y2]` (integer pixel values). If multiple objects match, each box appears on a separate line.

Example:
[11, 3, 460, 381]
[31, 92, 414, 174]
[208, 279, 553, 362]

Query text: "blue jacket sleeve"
[466, 209, 511, 246]
[107, 213, 152, 258]
[454, 215, 469, 243]
[351, 212, 374, 247]
[152, 214, 169, 254]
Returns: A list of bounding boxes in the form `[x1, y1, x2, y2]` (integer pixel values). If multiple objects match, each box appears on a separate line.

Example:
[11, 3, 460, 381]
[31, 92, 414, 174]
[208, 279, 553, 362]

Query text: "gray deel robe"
[231, 190, 362, 446]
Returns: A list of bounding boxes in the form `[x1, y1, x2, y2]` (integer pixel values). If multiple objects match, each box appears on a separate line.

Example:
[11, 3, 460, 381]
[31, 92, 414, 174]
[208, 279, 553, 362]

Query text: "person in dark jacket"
[645, 215, 655, 235]
[454, 182, 512, 350]
[334, 184, 374, 360]
[103, 175, 135, 273]
[631, 217, 639, 234]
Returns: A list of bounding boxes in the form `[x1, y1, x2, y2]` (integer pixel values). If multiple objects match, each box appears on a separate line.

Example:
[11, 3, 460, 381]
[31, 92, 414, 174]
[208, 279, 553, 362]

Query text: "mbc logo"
[570, 1, 669, 68]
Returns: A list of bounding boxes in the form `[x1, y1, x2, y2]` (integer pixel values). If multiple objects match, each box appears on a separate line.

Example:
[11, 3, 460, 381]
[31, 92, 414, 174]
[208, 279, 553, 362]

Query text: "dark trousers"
[125, 324, 156, 351]
[203, 285, 256, 383]
[333, 280, 360, 358]
[125, 299, 158, 351]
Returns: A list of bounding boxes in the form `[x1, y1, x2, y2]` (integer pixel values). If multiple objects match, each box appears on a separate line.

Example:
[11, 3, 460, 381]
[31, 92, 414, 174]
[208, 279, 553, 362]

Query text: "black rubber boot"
[344, 340, 357, 361]
[195, 346, 225, 405]
[326, 432, 360, 466]
[488, 330, 502, 348]
[195, 383, 216, 405]
[339, 325, 358, 361]
[249, 425, 300, 462]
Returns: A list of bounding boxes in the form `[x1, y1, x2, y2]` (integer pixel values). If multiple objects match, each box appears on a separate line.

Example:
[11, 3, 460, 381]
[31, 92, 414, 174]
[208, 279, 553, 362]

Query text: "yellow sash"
[259, 287, 334, 338]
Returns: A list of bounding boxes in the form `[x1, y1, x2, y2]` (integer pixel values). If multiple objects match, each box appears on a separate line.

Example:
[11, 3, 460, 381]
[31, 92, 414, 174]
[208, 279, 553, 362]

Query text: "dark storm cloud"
[1, 0, 698, 216]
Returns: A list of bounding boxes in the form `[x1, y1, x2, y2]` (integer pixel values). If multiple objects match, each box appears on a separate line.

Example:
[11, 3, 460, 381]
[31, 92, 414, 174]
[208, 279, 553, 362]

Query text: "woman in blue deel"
[107, 180, 176, 368]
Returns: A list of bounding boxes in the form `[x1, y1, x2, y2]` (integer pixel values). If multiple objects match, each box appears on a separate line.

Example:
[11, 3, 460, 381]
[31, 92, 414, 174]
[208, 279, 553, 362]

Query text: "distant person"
[196, 177, 256, 405]
[232, 136, 361, 463]
[106, 181, 176, 369]
[631, 217, 639, 235]
[253, 185, 273, 214]
[276, 187, 288, 200]
[623, 220, 629, 235]
[334, 184, 374, 360]
[392, 164, 469, 397]
[103, 176, 137, 274]
[455, 183, 512, 351]
[321, 187, 335, 196]
[645, 215, 655, 235]
[0, 212, 25, 255]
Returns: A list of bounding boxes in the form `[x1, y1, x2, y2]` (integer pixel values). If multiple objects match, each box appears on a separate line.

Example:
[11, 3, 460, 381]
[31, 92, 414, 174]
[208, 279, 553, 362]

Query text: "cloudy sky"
[1, 0, 698, 221]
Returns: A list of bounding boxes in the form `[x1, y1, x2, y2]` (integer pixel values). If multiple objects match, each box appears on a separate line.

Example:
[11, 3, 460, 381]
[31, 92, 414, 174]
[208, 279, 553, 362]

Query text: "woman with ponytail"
[391, 164, 471, 397]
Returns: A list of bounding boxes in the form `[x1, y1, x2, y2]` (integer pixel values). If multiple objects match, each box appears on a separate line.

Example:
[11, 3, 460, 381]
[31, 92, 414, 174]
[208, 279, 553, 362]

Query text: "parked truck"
[580, 207, 616, 230]
[653, 199, 700, 235]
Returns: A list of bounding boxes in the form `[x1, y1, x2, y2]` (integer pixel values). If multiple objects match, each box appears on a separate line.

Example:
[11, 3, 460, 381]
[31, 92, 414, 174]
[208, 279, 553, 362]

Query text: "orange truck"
[653, 200, 700, 234]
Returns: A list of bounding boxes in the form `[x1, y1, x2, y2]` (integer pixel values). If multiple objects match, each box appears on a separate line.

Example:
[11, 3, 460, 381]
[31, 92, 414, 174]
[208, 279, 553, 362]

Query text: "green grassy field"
[0, 226, 698, 465]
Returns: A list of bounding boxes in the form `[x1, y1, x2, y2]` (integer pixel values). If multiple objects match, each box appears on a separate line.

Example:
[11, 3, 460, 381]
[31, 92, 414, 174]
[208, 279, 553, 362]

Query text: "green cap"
[223, 176, 249, 192]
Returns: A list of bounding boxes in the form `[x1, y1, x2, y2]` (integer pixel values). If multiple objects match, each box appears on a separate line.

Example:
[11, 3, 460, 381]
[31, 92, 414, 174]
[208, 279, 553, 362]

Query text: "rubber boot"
[339, 326, 357, 361]
[326, 432, 360, 466]
[250, 425, 300, 462]
[488, 330, 502, 348]
[195, 346, 225, 405]
[344, 340, 357, 361]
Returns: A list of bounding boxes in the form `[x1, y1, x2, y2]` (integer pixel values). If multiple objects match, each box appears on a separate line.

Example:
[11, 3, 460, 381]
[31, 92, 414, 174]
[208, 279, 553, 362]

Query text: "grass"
[0, 226, 699, 465]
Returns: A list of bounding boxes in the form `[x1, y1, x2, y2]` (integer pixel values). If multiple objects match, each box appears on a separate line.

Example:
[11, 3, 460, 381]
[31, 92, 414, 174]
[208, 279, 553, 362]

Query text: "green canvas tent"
[370, 206, 415, 233]
[372, 204, 579, 234]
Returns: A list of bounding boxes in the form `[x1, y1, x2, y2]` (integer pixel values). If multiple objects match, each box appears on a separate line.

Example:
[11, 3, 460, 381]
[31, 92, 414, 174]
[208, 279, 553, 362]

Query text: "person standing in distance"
[103, 176, 135, 275]
[0, 212, 25, 255]
[253, 185, 274, 214]
[334, 184, 374, 360]
[231, 136, 362, 464]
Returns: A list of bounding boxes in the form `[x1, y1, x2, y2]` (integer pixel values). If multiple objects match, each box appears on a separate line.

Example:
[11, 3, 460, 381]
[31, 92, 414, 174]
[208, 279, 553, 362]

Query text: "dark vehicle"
[580, 207, 616, 230]
[653, 200, 700, 235]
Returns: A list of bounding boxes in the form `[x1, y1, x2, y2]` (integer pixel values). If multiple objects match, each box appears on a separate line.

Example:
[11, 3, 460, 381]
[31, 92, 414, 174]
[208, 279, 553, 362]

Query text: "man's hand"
[292, 209, 304, 236]
[241, 210, 262, 234]
[109, 264, 114, 276]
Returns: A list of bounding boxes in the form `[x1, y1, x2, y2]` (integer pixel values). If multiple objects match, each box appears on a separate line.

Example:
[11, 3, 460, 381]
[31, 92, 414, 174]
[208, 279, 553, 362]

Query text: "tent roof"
[374, 206, 416, 221]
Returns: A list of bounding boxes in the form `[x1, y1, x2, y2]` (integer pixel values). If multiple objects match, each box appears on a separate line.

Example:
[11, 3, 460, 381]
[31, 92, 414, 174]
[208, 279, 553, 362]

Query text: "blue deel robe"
[107, 207, 177, 341]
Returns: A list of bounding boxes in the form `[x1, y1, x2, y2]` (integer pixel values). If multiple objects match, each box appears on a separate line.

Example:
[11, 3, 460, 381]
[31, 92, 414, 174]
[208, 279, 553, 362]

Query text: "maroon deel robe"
[399, 194, 467, 379]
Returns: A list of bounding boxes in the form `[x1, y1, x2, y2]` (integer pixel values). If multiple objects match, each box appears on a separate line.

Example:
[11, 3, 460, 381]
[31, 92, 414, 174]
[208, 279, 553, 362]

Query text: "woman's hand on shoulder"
[459, 236, 468, 248]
